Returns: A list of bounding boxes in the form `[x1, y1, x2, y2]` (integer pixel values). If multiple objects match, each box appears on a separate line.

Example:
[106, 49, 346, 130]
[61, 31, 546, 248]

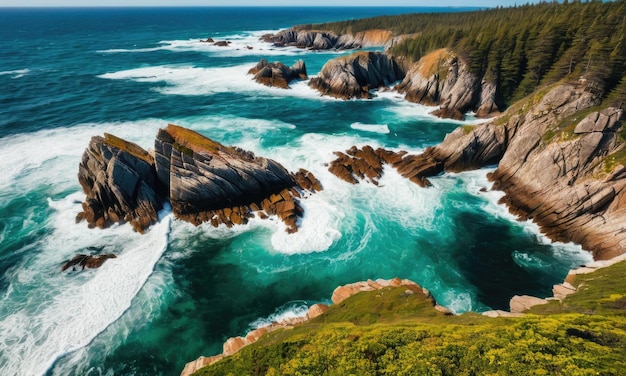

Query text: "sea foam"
[350, 122, 390, 134]
[0, 193, 171, 376]
[0, 69, 30, 79]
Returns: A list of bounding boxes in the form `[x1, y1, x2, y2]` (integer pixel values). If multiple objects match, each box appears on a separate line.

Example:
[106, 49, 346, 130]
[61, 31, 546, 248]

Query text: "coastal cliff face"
[261, 28, 392, 50]
[78, 125, 322, 233]
[395, 49, 500, 120]
[323, 80, 625, 259]
[427, 82, 625, 259]
[309, 52, 406, 99]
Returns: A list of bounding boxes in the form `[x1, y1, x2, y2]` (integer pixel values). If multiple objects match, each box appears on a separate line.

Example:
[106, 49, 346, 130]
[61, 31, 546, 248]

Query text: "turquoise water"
[0, 7, 592, 375]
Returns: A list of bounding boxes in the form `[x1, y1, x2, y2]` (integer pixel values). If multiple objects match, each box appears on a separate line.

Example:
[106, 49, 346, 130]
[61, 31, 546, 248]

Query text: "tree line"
[301, 1, 626, 108]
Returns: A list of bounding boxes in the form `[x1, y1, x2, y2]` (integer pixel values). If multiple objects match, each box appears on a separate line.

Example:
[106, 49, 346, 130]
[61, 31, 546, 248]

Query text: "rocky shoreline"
[180, 278, 441, 376]
[181, 250, 626, 375]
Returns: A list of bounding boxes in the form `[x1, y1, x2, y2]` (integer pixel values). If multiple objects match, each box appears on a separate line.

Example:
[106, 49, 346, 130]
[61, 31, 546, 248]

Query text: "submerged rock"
[62, 254, 117, 271]
[248, 59, 308, 89]
[309, 52, 406, 99]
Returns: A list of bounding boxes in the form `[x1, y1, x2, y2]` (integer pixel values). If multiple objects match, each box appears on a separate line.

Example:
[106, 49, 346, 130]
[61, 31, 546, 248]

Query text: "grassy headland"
[193, 261, 626, 376]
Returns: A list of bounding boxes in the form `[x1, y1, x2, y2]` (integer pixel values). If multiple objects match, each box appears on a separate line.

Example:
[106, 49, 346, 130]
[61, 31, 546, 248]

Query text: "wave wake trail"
[0, 195, 172, 376]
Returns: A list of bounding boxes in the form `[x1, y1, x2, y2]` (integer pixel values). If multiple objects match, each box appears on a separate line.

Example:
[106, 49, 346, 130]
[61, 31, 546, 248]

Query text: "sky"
[0, 1, 544, 7]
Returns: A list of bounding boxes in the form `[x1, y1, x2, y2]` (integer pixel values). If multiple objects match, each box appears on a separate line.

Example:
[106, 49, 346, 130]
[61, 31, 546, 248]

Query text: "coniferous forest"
[301, 1, 626, 108]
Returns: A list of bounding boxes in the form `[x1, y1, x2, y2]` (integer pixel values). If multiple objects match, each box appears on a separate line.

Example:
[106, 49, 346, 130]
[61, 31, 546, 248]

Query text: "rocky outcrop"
[77, 133, 163, 233]
[406, 80, 626, 259]
[261, 28, 393, 50]
[248, 59, 307, 89]
[153, 125, 321, 233]
[61, 254, 117, 271]
[309, 52, 406, 99]
[328, 145, 442, 188]
[331, 277, 430, 304]
[395, 49, 501, 120]
[78, 125, 322, 234]
[492, 106, 626, 260]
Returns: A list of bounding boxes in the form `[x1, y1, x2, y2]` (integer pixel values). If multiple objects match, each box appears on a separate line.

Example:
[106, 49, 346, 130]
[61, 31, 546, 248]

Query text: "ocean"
[0, 7, 593, 375]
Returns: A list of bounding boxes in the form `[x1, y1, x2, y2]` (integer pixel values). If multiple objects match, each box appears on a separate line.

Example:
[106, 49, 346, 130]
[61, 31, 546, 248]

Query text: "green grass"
[103, 133, 153, 164]
[541, 105, 604, 144]
[193, 261, 626, 376]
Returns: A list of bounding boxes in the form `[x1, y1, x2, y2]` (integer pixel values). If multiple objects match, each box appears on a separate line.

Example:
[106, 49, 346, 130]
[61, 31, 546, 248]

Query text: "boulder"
[307, 303, 329, 319]
[248, 59, 308, 89]
[77, 133, 163, 233]
[509, 295, 549, 313]
[309, 52, 406, 99]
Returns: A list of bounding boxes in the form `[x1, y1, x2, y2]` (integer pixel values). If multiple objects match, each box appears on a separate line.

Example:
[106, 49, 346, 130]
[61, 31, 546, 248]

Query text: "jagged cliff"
[309, 51, 406, 99]
[77, 124, 322, 233]
[262, 28, 392, 50]
[395, 49, 500, 120]
[368, 81, 624, 259]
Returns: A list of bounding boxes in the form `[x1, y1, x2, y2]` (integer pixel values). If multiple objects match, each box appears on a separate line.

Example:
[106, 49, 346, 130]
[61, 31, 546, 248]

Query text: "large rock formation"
[78, 125, 322, 234]
[248, 59, 307, 89]
[309, 52, 406, 99]
[261, 28, 393, 50]
[77, 133, 163, 233]
[395, 49, 501, 120]
[405, 81, 626, 259]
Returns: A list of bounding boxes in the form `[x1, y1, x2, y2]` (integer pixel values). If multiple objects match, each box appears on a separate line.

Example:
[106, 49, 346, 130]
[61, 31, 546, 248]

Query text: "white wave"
[0, 119, 163, 193]
[445, 168, 594, 265]
[377, 90, 491, 125]
[96, 30, 320, 58]
[350, 122, 390, 134]
[0, 69, 30, 79]
[440, 290, 476, 314]
[511, 250, 550, 270]
[249, 300, 310, 330]
[0, 193, 171, 376]
[98, 63, 326, 99]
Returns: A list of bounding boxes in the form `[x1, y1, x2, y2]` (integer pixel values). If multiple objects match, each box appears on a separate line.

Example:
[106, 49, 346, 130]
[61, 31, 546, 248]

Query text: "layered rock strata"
[77, 133, 163, 233]
[248, 59, 308, 89]
[395, 48, 501, 120]
[328, 145, 442, 187]
[78, 125, 322, 234]
[408, 81, 626, 259]
[262, 28, 393, 50]
[309, 52, 406, 99]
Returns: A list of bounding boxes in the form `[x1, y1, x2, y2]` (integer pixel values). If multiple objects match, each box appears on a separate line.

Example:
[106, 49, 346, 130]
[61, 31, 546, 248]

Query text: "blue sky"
[0, 1, 546, 7]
